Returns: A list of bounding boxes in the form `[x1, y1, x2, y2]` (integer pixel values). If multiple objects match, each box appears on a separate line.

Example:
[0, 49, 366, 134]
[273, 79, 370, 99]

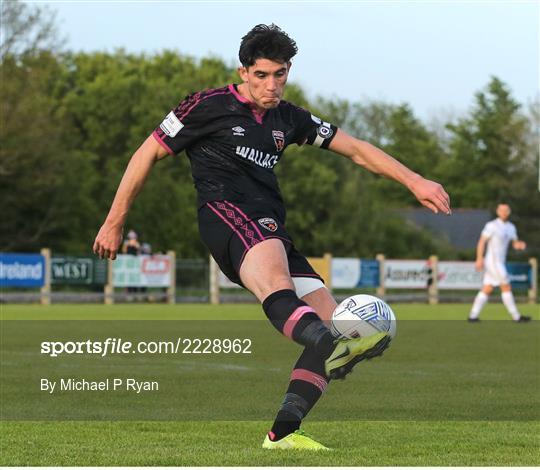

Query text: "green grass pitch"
[1, 302, 539, 466]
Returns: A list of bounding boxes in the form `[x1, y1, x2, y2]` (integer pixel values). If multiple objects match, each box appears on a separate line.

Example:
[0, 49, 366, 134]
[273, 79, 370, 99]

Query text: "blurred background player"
[468, 203, 530, 322]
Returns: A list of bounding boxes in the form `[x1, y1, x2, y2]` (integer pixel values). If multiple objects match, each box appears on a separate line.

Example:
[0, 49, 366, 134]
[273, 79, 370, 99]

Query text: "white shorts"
[483, 261, 510, 286]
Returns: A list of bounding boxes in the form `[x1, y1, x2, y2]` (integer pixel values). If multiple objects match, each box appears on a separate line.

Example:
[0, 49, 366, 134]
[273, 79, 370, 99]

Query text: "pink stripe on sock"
[206, 203, 250, 250]
[283, 306, 314, 339]
[291, 368, 328, 393]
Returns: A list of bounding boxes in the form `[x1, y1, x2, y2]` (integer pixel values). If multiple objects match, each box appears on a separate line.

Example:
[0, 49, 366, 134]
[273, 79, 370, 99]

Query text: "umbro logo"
[232, 126, 245, 136]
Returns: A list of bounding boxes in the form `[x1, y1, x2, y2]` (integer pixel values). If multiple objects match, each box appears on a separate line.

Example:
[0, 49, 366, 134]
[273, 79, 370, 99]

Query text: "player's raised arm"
[327, 129, 451, 215]
[93, 135, 169, 260]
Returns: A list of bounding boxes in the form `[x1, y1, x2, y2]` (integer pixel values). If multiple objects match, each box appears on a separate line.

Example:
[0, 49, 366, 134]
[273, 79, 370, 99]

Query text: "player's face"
[238, 59, 290, 110]
[496, 204, 511, 221]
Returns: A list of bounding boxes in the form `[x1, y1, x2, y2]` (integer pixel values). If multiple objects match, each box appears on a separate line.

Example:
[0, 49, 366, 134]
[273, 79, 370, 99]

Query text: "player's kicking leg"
[244, 266, 388, 450]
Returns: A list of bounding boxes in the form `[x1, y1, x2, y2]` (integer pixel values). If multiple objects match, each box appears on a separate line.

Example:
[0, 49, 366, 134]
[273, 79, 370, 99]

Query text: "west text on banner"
[51, 257, 94, 285]
[0, 253, 45, 288]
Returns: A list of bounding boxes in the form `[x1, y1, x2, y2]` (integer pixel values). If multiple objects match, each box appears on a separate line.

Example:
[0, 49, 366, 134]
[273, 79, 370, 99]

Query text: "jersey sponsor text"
[236, 146, 279, 169]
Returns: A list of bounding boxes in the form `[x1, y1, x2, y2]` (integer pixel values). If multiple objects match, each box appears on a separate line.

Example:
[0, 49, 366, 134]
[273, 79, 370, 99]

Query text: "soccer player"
[468, 203, 530, 323]
[93, 24, 451, 450]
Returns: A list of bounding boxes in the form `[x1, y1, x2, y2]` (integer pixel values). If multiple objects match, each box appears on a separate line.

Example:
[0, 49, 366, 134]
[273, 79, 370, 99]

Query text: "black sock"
[270, 346, 330, 441]
[262, 289, 335, 358]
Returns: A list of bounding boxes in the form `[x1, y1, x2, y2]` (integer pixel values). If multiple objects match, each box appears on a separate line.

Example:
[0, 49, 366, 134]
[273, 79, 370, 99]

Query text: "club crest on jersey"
[272, 130, 285, 152]
[258, 217, 278, 232]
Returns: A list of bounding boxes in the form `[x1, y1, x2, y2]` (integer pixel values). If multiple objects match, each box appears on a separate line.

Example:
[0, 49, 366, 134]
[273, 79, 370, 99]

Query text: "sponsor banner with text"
[51, 257, 94, 285]
[0, 253, 45, 288]
[438, 261, 531, 290]
[384, 259, 432, 289]
[113, 255, 171, 287]
[438, 262, 482, 290]
[332, 258, 379, 288]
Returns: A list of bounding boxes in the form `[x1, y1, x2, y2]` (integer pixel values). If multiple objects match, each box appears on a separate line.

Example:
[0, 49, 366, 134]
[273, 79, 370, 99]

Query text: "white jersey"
[482, 218, 517, 264]
[481, 218, 517, 286]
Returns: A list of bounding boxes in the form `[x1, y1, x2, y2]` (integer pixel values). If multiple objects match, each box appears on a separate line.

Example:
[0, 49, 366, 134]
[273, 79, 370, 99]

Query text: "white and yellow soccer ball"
[331, 294, 397, 340]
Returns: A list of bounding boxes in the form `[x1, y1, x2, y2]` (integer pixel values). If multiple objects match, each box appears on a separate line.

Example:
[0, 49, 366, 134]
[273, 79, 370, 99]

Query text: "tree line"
[1, 1, 538, 260]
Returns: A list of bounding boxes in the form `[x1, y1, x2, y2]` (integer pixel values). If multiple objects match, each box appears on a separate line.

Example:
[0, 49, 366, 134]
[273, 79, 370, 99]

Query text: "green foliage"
[1, 37, 536, 258]
[442, 77, 530, 206]
[0, 52, 97, 252]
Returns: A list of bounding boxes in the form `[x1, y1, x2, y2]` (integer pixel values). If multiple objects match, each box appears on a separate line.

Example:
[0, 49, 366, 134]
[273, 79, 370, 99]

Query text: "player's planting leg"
[265, 346, 329, 443]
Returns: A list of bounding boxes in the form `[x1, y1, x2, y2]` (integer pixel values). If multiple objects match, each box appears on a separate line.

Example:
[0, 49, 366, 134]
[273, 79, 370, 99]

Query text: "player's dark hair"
[239, 24, 298, 67]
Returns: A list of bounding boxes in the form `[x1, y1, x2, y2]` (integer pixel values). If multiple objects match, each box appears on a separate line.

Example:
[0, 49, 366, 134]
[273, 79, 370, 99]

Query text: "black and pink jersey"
[153, 84, 337, 219]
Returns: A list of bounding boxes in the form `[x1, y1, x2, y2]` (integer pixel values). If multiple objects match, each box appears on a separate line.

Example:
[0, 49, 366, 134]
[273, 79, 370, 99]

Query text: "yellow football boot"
[325, 332, 390, 380]
[262, 429, 330, 450]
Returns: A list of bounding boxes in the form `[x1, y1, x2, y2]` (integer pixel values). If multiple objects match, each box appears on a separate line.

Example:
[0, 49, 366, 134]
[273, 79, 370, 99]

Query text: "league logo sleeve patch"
[317, 124, 333, 139]
[258, 217, 278, 232]
[305, 121, 337, 148]
[272, 130, 285, 152]
[160, 111, 184, 137]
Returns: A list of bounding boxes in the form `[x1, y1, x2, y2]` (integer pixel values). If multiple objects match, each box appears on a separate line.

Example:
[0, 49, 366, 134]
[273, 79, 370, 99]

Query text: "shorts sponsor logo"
[232, 126, 245, 136]
[272, 130, 285, 151]
[317, 124, 333, 139]
[160, 111, 184, 137]
[258, 217, 278, 232]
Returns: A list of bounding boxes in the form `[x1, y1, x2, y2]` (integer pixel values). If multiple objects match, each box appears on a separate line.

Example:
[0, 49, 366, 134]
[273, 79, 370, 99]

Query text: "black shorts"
[198, 200, 323, 287]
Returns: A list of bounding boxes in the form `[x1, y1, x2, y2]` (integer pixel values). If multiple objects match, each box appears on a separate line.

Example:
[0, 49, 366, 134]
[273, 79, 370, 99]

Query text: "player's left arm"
[512, 240, 526, 250]
[511, 230, 526, 250]
[328, 129, 451, 215]
[508, 224, 526, 250]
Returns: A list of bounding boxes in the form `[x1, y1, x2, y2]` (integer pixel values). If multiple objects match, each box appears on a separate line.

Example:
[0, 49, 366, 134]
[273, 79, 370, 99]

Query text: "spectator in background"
[122, 230, 141, 255]
[122, 230, 141, 297]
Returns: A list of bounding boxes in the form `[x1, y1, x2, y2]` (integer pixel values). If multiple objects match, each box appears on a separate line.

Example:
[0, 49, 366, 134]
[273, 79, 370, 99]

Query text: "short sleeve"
[509, 224, 518, 241]
[481, 222, 495, 239]
[152, 92, 213, 155]
[290, 105, 338, 149]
